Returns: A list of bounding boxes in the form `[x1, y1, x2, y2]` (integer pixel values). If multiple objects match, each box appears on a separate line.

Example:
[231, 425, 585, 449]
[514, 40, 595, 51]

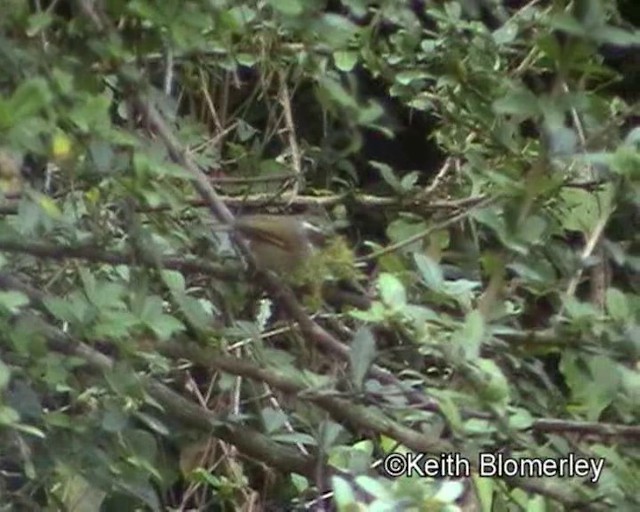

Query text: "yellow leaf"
[52, 132, 73, 162]
[38, 195, 62, 218]
[85, 187, 100, 205]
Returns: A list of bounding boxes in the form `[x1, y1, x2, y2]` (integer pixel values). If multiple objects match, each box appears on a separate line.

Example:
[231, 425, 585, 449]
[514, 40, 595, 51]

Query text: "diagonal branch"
[0, 271, 314, 477]
[74, 2, 451, 426]
[1, 271, 626, 507]
[0, 237, 238, 281]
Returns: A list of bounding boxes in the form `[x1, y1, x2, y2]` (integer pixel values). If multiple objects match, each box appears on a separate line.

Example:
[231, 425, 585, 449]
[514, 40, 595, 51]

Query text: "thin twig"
[0, 238, 238, 281]
[278, 72, 303, 202]
[560, 80, 610, 309]
[564, 212, 611, 299]
[361, 196, 497, 262]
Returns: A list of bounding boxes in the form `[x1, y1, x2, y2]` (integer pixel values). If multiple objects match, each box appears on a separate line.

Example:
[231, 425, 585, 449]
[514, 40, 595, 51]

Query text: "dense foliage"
[0, 0, 639, 510]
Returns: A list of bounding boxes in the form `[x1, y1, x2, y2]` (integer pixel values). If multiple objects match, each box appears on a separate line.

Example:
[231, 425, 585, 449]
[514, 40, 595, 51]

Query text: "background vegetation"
[0, 0, 639, 510]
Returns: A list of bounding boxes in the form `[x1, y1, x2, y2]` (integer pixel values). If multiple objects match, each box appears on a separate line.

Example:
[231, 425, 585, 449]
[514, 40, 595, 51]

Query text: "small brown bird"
[228, 214, 371, 309]
[232, 214, 328, 273]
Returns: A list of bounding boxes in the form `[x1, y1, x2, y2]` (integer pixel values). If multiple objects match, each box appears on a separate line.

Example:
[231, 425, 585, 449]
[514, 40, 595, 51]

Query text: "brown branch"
[0, 238, 238, 281]
[0, 192, 487, 216]
[360, 196, 497, 262]
[0, 272, 314, 477]
[565, 213, 611, 300]
[0, 272, 627, 507]
[75, 3, 453, 429]
[532, 418, 640, 439]
[278, 71, 303, 199]
[159, 341, 453, 453]
[1, 270, 449, 457]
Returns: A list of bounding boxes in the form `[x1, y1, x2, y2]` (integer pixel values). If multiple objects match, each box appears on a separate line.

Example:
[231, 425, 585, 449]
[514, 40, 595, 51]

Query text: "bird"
[232, 214, 328, 274]
[229, 214, 371, 309]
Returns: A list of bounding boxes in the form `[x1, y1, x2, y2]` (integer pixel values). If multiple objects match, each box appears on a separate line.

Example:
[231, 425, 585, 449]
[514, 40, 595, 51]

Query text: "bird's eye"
[301, 221, 323, 233]
[302, 221, 328, 246]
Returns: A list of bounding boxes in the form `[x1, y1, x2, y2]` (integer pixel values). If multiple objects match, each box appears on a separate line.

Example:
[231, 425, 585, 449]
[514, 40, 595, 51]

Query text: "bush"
[0, 0, 638, 510]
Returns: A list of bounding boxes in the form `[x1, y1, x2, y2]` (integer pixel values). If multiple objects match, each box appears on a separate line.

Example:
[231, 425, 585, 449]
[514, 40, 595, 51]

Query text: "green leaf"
[592, 26, 640, 46]
[507, 408, 534, 430]
[261, 407, 288, 434]
[399, 171, 419, 191]
[161, 270, 186, 295]
[574, 0, 605, 29]
[432, 391, 463, 433]
[433, 480, 465, 503]
[492, 22, 518, 44]
[549, 12, 587, 37]
[560, 353, 621, 421]
[605, 288, 630, 323]
[7, 77, 52, 123]
[624, 127, 640, 147]
[79, 268, 97, 303]
[88, 140, 115, 173]
[126, 428, 158, 463]
[378, 273, 406, 309]
[370, 160, 402, 193]
[102, 405, 128, 433]
[0, 290, 29, 314]
[268, 0, 302, 16]
[350, 326, 376, 389]
[116, 480, 160, 512]
[228, 5, 257, 27]
[271, 432, 316, 445]
[318, 13, 359, 48]
[179, 296, 214, 332]
[414, 253, 444, 291]
[404, 304, 440, 324]
[134, 412, 170, 436]
[475, 359, 510, 405]
[148, 313, 185, 341]
[318, 421, 346, 452]
[37, 195, 62, 219]
[456, 310, 484, 361]
[508, 258, 556, 284]
[236, 53, 257, 67]
[6, 381, 42, 420]
[354, 475, 391, 500]
[545, 124, 578, 157]
[139, 296, 163, 323]
[332, 476, 357, 509]
[13, 423, 46, 438]
[44, 296, 84, 324]
[472, 473, 495, 512]
[317, 76, 358, 110]
[610, 146, 640, 180]
[290, 473, 309, 493]
[27, 12, 54, 36]
[395, 70, 430, 86]
[341, 0, 367, 17]
[386, 217, 427, 255]
[407, 96, 433, 111]
[69, 93, 112, 134]
[493, 86, 540, 117]
[334, 51, 358, 72]
[349, 301, 387, 322]
[620, 366, 640, 411]
[0, 405, 20, 425]
[59, 472, 106, 512]
[0, 359, 10, 390]
[560, 186, 614, 232]
[518, 215, 547, 245]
